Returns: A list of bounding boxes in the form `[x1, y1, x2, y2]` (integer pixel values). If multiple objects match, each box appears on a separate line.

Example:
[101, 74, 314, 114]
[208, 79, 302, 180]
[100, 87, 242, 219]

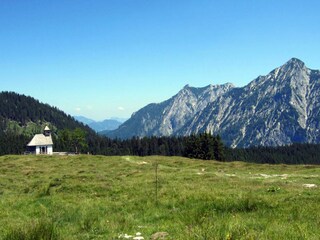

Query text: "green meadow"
[0, 155, 319, 239]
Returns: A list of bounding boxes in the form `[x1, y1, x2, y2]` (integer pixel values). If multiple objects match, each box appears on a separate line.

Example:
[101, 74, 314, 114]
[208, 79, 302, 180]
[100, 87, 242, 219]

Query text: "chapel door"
[41, 146, 47, 154]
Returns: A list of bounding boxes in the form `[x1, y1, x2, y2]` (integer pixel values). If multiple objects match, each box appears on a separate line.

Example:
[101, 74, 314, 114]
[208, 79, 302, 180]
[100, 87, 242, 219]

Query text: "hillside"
[0, 92, 102, 154]
[0, 155, 319, 239]
[106, 58, 320, 147]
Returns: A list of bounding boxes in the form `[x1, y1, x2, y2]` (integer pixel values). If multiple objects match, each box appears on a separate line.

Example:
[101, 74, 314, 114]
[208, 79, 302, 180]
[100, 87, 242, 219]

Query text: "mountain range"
[73, 116, 123, 132]
[106, 58, 320, 147]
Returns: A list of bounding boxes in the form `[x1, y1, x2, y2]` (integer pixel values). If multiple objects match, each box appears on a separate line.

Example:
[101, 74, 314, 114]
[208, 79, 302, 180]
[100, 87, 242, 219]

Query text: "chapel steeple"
[43, 126, 51, 137]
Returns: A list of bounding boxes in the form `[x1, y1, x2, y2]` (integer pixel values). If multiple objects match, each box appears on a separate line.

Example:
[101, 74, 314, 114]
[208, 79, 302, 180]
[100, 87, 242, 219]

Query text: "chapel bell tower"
[43, 126, 51, 137]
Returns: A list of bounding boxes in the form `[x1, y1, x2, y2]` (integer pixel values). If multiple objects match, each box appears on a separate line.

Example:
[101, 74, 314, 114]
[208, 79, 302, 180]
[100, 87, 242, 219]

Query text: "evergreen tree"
[213, 135, 225, 161]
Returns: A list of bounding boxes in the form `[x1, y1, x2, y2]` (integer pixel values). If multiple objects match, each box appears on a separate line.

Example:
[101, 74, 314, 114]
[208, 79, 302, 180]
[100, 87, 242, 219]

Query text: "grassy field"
[0, 155, 319, 239]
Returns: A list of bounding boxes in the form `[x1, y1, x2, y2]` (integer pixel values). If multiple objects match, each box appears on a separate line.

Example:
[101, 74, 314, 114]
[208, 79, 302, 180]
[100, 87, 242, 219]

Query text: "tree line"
[56, 130, 225, 161]
[0, 122, 226, 161]
[1, 121, 320, 164]
[225, 143, 320, 164]
[1, 91, 320, 164]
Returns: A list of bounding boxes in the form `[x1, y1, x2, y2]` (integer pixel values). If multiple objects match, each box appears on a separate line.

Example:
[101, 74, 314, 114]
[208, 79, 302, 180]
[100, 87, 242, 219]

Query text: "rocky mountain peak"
[107, 58, 320, 147]
[183, 84, 191, 89]
[278, 57, 306, 73]
[249, 58, 308, 89]
[219, 82, 235, 90]
[286, 57, 305, 66]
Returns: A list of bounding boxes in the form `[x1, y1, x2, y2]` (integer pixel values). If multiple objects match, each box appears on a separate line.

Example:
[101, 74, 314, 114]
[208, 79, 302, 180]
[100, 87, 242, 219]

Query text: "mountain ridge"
[74, 116, 123, 132]
[106, 58, 320, 147]
[106, 82, 234, 139]
[180, 58, 316, 146]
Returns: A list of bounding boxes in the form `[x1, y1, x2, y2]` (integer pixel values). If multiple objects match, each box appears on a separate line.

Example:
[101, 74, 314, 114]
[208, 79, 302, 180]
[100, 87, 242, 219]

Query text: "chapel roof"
[27, 134, 53, 146]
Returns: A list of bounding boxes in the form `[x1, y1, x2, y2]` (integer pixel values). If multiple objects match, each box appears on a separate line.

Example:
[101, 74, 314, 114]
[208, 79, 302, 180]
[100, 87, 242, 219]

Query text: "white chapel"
[27, 126, 53, 155]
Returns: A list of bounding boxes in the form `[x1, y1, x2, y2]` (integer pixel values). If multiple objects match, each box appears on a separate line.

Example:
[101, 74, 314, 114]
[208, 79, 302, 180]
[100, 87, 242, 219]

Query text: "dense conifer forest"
[1, 91, 319, 164]
[225, 143, 320, 164]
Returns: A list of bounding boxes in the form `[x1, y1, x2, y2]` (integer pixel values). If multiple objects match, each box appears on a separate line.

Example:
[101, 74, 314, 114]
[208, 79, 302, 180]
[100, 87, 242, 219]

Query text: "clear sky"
[1, 0, 319, 120]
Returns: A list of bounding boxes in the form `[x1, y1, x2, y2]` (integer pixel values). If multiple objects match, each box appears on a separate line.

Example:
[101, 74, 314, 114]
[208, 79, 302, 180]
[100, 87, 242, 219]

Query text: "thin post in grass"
[155, 158, 159, 206]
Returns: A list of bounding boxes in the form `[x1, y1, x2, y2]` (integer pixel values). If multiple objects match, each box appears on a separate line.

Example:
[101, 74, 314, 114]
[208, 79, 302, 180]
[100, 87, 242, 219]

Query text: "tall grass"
[3, 218, 58, 240]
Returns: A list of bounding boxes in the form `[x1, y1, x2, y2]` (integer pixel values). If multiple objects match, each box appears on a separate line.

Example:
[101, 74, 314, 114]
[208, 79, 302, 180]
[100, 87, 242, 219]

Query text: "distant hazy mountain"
[74, 116, 123, 132]
[74, 116, 95, 125]
[110, 117, 128, 123]
[106, 58, 320, 147]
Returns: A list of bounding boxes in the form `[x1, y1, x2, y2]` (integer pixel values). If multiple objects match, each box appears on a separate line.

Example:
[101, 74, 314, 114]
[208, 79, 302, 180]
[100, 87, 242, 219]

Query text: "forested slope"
[0, 91, 99, 154]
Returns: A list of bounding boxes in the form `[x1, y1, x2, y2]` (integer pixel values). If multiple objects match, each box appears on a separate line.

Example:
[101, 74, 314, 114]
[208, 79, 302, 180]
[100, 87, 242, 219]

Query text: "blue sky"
[1, 0, 319, 120]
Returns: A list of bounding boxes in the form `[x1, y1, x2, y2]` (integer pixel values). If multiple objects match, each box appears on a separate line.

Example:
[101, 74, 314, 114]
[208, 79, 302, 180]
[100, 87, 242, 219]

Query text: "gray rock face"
[180, 58, 320, 147]
[106, 58, 320, 147]
[106, 83, 234, 139]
